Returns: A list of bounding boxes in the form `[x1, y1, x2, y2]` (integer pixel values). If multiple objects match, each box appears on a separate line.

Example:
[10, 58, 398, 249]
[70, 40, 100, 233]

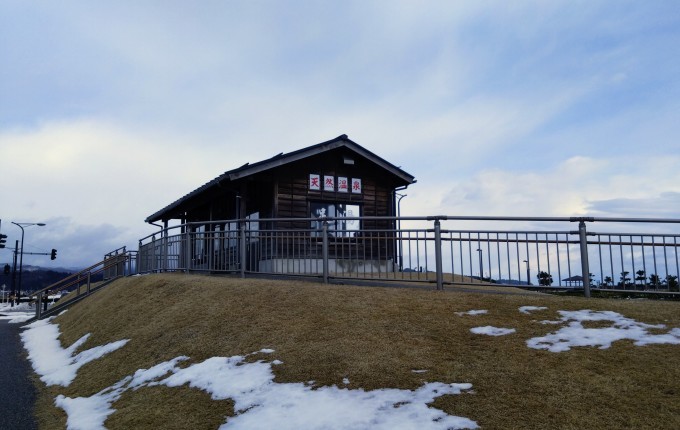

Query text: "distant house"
[144, 135, 416, 273]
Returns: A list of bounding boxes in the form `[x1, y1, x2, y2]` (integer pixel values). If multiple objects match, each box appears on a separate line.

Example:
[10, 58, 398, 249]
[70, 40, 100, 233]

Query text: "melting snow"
[527, 310, 680, 352]
[22, 305, 680, 429]
[55, 376, 131, 430]
[0, 302, 34, 323]
[20, 317, 129, 386]
[470, 326, 516, 336]
[53, 355, 478, 430]
[158, 355, 478, 430]
[455, 310, 488, 316]
[22, 318, 478, 430]
[518, 306, 547, 314]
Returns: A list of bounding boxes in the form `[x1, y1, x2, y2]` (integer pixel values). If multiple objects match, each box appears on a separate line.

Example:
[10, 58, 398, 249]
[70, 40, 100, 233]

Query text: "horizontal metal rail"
[31, 250, 136, 319]
[134, 216, 680, 297]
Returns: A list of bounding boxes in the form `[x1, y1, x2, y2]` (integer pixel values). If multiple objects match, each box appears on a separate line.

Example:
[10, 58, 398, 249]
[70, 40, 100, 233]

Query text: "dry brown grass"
[33, 273, 680, 429]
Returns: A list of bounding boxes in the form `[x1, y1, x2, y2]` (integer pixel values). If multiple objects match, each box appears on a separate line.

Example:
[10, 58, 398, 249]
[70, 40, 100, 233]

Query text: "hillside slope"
[31, 273, 680, 429]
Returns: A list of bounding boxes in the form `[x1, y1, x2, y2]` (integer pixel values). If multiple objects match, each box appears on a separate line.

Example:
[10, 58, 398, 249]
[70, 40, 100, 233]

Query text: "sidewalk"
[0, 307, 38, 430]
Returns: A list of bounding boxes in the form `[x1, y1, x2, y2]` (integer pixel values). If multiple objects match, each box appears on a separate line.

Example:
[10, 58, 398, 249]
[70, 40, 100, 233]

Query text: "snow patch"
[55, 376, 131, 430]
[470, 326, 516, 336]
[527, 310, 680, 352]
[519, 306, 547, 314]
[455, 310, 488, 316]
[55, 353, 478, 430]
[20, 317, 129, 386]
[56, 357, 190, 430]
[0, 312, 33, 323]
[0, 302, 35, 323]
[159, 355, 478, 430]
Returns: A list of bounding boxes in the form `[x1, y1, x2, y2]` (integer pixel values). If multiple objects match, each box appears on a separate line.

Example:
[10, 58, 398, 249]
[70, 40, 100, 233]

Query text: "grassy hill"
[33, 273, 680, 429]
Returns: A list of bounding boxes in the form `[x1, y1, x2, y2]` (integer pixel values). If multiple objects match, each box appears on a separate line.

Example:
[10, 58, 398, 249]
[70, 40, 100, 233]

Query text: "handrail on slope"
[29, 251, 134, 320]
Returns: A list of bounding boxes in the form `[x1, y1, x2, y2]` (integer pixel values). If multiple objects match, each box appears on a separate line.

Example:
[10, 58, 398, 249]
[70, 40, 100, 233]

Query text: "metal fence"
[103, 246, 137, 280]
[136, 216, 680, 296]
[31, 248, 138, 320]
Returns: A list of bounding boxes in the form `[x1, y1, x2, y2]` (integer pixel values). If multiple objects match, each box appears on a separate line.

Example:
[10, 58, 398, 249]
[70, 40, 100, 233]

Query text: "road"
[0, 319, 38, 430]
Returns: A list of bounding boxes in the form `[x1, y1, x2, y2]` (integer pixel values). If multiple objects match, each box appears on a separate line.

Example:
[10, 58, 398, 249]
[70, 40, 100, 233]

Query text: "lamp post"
[523, 259, 530, 285]
[11, 222, 46, 304]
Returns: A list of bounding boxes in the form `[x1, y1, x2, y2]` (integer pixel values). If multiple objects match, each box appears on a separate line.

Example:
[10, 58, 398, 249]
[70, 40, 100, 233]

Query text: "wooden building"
[145, 135, 416, 274]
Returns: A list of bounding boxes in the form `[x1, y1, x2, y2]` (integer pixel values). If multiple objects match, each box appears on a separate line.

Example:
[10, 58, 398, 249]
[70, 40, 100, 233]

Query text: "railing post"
[138, 240, 144, 274]
[207, 226, 214, 272]
[162, 231, 168, 273]
[35, 292, 41, 320]
[322, 220, 329, 284]
[151, 234, 157, 273]
[119, 246, 126, 276]
[87, 272, 91, 295]
[578, 221, 591, 298]
[434, 218, 443, 291]
[240, 224, 246, 279]
[185, 228, 192, 272]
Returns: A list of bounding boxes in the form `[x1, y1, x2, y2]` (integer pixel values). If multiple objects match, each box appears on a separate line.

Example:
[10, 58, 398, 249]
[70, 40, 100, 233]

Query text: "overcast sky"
[2, 1, 679, 269]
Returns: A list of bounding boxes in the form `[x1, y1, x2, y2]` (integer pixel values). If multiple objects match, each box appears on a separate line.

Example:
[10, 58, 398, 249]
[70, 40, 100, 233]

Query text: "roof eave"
[145, 135, 416, 223]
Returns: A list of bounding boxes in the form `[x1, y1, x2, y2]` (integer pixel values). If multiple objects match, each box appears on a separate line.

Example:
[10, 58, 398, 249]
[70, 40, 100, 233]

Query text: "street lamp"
[523, 259, 530, 285]
[11, 222, 46, 304]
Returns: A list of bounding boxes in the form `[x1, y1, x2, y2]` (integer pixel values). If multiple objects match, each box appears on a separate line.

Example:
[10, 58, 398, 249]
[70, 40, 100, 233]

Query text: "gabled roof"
[146, 134, 415, 223]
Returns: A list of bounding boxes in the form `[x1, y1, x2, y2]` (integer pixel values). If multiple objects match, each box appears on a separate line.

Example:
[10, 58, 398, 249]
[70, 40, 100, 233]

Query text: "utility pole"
[11, 241, 18, 306]
[11, 222, 46, 304]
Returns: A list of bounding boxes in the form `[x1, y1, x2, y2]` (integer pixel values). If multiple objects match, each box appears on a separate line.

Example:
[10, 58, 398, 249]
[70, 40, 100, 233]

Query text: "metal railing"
[30, 249, 137, 319]
[103, 246, 137, 280]
[136, 216, 680, 297]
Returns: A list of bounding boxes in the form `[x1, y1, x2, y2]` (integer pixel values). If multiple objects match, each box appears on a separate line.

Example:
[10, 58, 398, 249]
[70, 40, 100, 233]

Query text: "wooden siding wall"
[273, 150, 396, 228]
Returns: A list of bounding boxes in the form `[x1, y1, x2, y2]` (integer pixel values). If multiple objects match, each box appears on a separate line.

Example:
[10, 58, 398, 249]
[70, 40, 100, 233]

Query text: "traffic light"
[51, 249, 57, 260]
[0, 234, 7, 248]
[3, 264, 9, 275]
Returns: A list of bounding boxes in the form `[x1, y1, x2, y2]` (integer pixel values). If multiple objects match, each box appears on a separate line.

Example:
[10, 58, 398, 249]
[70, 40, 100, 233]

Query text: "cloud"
[585, 192, 680, 219]
[2, 1, 679, 267]
[12, 217, 130, 269]
[427, 154, 680, 223]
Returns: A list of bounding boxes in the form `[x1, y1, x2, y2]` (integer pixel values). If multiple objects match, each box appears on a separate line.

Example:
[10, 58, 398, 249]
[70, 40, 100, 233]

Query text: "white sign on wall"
[351, 178, 362, 194]
[337, 177, 349, 193]
[309, 174, 321, 190]
[309, 174, 361, 194]
[324, 176, 335, 191]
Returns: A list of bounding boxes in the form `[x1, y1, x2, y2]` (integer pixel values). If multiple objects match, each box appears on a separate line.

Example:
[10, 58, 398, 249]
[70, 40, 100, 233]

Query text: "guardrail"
[137, 216, 680, 297]
[30, 249, 136, 320]
[103, 246, 137, 280]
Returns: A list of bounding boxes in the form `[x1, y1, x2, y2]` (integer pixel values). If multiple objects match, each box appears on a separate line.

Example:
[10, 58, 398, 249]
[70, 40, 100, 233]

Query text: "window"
[310, 202, 360, 238]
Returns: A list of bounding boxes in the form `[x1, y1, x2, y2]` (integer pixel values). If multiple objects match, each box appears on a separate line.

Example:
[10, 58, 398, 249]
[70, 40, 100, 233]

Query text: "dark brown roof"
[145, 134, 416, 223]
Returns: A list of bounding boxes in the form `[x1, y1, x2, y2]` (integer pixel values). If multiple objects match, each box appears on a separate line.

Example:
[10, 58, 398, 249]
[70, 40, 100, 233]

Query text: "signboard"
[309, 174, 321, 191]
[337, 177, 349, 193]
[324, 175, 335, 192]
[309, 174, 361, 194]
[351, 178, 362, 194]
